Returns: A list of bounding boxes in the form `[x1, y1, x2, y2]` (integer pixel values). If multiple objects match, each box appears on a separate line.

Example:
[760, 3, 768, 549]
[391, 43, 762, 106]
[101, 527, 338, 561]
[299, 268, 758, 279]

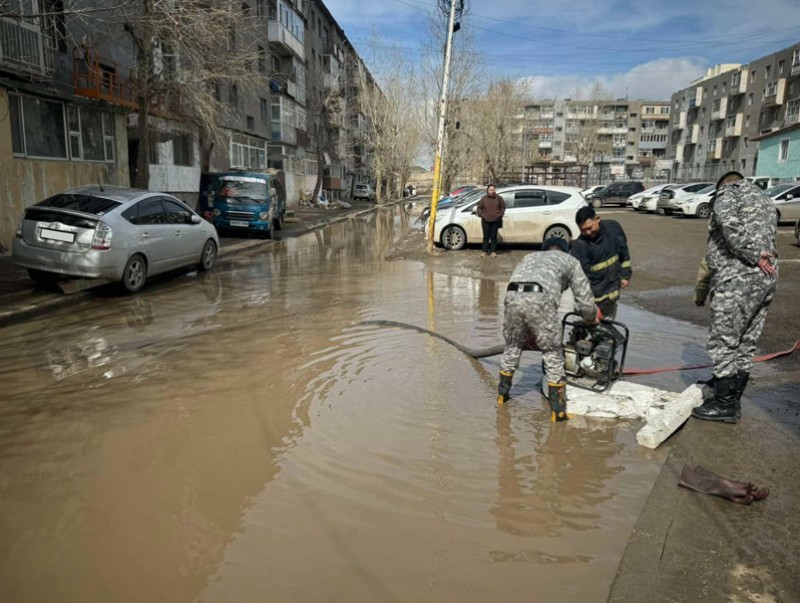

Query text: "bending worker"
[570, 206, 631, 319]
[498, 237, 600, 421]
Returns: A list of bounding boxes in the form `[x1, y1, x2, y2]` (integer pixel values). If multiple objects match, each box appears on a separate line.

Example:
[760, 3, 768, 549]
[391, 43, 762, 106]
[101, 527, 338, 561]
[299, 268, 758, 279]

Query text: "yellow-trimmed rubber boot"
[497, 370, 514, 404]
[548, 382, 569, 422]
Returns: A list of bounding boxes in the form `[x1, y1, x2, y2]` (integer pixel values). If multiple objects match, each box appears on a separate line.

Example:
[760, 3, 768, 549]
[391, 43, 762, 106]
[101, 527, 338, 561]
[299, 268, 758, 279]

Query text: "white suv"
[353, 184, 375, 201]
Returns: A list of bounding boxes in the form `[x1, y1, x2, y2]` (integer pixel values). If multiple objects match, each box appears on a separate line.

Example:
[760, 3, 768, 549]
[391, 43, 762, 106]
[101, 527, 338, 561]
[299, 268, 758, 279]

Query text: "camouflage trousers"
[500, 291, 565, 383]
[708, 270, 777, 378]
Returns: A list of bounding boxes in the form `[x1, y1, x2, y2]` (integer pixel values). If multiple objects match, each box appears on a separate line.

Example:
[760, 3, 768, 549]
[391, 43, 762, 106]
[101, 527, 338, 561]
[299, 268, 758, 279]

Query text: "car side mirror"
[191, 214, 202, 224]
[787, 194, 794, 200]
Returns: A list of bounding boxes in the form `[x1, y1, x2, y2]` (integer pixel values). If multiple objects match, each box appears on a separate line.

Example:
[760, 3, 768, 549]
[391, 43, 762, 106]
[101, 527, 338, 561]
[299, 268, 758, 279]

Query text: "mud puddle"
[0, 206, 716, 602]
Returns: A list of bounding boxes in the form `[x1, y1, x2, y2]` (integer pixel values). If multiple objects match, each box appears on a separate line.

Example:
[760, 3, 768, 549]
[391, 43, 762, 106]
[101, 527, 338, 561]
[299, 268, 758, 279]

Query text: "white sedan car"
[673, 185, 716, 218]
[628, 183, 674, 209]
[766, 183, 800, 223]
[433, 185, 585, 250]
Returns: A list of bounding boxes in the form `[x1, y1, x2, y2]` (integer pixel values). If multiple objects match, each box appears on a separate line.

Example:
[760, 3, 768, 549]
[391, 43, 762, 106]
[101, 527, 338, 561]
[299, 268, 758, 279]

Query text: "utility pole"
[426, 0, 459, 253]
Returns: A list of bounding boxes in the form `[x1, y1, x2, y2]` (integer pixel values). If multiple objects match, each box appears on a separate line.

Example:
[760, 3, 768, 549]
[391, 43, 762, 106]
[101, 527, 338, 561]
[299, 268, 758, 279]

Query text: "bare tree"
[469, 78, 528, 185]
[355, 31, 423, 204]
[80, 0, 264, 188]
[565, 82, 613, 166]
[418, 12, 483, 192]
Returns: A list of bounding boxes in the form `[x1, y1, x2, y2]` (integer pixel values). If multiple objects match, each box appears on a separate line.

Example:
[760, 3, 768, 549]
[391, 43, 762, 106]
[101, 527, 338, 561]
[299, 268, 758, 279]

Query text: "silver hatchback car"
[12, 185, 219, 292]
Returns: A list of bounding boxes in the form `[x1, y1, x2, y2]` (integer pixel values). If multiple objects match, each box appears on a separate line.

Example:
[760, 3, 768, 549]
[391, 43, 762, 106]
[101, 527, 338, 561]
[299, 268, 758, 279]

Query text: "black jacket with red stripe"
[570, 219, 632, 302]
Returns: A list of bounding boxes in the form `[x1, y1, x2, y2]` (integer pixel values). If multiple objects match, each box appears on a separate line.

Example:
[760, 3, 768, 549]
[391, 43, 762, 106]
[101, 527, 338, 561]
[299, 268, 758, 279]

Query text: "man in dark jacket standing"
[476, 184, 505, 257]
[570, 206, 632, 319]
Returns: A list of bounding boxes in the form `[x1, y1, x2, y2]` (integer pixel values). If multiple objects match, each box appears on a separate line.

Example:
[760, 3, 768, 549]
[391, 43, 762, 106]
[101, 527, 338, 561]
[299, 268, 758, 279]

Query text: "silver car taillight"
[92, 222, 113, 250]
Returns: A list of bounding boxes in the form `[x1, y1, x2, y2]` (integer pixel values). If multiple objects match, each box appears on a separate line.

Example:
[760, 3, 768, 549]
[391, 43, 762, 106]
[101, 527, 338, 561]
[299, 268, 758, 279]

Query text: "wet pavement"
[0, 205, 692, 603]
[0, 206, 796, 602]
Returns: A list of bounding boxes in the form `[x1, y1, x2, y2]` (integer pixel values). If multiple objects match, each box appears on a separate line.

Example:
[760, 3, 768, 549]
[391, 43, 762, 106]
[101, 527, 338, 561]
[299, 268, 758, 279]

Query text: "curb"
[0, 204, 383, 329]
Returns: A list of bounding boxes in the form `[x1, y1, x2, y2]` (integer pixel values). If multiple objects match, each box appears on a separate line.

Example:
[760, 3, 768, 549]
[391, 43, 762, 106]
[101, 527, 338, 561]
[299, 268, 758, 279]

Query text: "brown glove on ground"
[678, 465, 769, 505]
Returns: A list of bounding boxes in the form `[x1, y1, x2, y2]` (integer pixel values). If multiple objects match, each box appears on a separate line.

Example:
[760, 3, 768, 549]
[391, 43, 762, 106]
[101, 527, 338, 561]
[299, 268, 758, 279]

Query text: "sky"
[324, 0, 800, 100]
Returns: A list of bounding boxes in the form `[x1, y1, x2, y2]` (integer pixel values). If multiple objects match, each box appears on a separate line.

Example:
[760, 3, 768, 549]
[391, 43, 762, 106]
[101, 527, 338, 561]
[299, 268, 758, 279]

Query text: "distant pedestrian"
[692, 172, 778, 424]
[570, 206, 632, 319]
[476, 184, 505, 257]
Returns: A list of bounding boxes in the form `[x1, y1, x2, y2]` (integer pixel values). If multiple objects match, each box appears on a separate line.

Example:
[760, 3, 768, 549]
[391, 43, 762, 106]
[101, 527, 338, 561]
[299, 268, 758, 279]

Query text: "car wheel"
[544, 225, 572, 243]
[121, 254, 147, 293]
[776, 209, 782, 223]
[27, 268, 59, 286]
[198, 239, 217, 271]
[696, 203, 710, 219]
[591, 197, 603, 208]
[441, 225, 466, 250]
[657, 208, 666, 215]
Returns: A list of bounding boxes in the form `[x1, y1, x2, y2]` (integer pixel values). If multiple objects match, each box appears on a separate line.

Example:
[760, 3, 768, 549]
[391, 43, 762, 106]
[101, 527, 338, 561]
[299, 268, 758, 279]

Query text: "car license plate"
[40, 228, 75, 243]
[229, 220, 249, 227]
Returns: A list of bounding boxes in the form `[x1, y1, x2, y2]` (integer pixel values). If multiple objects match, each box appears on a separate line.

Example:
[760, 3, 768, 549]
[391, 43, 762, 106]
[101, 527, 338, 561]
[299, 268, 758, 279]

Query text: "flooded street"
[0, 207, 710, 602]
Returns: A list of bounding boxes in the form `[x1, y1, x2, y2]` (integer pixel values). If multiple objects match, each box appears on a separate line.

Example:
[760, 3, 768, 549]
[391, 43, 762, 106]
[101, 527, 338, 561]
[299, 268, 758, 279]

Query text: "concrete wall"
[0, 88, 130, 251]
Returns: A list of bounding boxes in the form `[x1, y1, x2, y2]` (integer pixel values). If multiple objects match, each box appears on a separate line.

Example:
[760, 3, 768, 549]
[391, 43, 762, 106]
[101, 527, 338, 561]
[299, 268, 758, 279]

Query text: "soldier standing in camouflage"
[692, 171, 778, 424]
[498, 237, 600, 421]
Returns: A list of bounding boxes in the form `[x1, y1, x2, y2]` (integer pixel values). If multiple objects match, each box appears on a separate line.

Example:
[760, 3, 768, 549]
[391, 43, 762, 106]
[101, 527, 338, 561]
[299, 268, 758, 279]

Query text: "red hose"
[622, 340, 800, 376]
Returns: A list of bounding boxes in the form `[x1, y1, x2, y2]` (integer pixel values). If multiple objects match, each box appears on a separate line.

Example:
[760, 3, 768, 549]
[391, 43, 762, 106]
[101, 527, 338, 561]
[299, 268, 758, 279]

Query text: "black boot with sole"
[691, 374, 738, 424]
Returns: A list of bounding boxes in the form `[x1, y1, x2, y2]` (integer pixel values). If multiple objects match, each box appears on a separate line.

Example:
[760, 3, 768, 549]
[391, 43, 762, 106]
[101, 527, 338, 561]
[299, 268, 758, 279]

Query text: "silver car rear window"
[37, 194, 121, 215]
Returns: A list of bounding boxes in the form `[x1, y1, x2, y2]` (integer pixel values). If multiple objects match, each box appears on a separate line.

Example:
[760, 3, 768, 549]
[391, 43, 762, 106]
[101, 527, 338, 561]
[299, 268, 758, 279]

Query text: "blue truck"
[205, 169, 287, 238]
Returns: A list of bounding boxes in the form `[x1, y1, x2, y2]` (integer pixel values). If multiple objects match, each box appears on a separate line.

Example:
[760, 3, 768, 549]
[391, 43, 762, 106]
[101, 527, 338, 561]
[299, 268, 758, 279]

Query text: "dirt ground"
[391, 208, 800, 372]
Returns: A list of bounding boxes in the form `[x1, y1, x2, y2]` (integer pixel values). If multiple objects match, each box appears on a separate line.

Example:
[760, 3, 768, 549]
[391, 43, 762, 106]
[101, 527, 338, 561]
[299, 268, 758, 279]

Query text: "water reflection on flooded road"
[0, 207, 699, 602]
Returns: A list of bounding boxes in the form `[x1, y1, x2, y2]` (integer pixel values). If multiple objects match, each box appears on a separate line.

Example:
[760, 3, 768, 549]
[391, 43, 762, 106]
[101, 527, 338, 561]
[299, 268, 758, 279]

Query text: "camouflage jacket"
[508, 250, 597, 321]
[707, 180, 777, 278]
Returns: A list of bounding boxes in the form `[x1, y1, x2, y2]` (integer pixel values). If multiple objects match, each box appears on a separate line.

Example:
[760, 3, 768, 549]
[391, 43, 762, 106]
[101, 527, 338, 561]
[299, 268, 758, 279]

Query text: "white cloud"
[522, 57, 708, 100]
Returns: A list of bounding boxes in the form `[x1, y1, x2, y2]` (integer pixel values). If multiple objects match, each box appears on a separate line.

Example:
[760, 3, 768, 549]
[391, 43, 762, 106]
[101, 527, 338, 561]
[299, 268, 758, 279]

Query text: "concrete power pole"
[426, 0, 458, 253]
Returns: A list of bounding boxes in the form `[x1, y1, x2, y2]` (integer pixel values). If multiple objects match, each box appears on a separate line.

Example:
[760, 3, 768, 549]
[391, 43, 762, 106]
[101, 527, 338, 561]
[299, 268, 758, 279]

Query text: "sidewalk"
[0, 199, 380, 328]
[609, 377, 800, 602]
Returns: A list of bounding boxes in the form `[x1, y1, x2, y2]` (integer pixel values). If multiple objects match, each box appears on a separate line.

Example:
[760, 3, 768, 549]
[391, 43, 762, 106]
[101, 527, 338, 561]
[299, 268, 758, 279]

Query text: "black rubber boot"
[691, 375, 738, 423]
[497, 371, 513, 405]
[547, 382, 569, 422]
[733, 371, 750, 419]
[698, 375, 717, 406]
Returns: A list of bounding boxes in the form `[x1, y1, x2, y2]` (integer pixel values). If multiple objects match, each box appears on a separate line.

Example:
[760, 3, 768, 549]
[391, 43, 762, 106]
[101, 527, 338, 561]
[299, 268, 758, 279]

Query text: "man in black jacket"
[570, 206, 632, 319]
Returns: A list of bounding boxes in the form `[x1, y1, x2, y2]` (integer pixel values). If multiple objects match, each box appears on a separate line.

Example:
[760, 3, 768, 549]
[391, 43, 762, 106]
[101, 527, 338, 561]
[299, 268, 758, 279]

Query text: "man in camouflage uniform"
[692, 172, 778, 424]
[498, 237, 600, 421]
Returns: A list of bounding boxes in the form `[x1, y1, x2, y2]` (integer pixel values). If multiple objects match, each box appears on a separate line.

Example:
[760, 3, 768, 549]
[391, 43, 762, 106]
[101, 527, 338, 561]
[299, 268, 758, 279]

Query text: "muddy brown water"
[0, 208, 713, 602]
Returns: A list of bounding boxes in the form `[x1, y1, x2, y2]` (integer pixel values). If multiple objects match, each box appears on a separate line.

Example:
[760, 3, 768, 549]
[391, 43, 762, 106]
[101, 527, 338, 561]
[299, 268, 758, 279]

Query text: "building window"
[748, 93, 754, 106]
[66, 106, 115, 162]
[765, 65, 772, 79]
[750, 70, 756, 83]
[246, 115, 255, 130]
[779, 60, 785, 75]
[150, 133, 193, 167]
[713, 85, 717, 96]
[230, 84, 239, 107]
[779, 139, 790, 161]
[660, 106, 670, 114]
[645, 106, 655, 114]
[258, 45, 267, 73]
[8, 93, 67, 159]
[260, 98, 269, 123]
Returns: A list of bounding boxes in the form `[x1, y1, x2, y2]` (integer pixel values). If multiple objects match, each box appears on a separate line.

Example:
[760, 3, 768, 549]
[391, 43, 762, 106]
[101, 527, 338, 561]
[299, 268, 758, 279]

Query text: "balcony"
[538, 141, 553, 149]
[271, 122, 297, 145]
[540, 112, 554, 119]
[730, 72, 747, 95]
[72, 48, 138, 109]
[725, 113, 743, 137]
[792, 60, 800, 76]
[706, 138, 722, 161]
[323, 40, 344, 63]
[597, 126, 628, 134]
[268, 21, 305, 60]
[762, 78, 787, 107]
[0, 18, 55, 79]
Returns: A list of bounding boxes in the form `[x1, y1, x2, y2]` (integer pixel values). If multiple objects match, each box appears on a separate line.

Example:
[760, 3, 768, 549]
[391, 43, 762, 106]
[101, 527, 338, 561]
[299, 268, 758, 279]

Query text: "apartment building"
[518, 98, 670, 183]
[0, 0, 375, 249]
[668, 42, 800, 181]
